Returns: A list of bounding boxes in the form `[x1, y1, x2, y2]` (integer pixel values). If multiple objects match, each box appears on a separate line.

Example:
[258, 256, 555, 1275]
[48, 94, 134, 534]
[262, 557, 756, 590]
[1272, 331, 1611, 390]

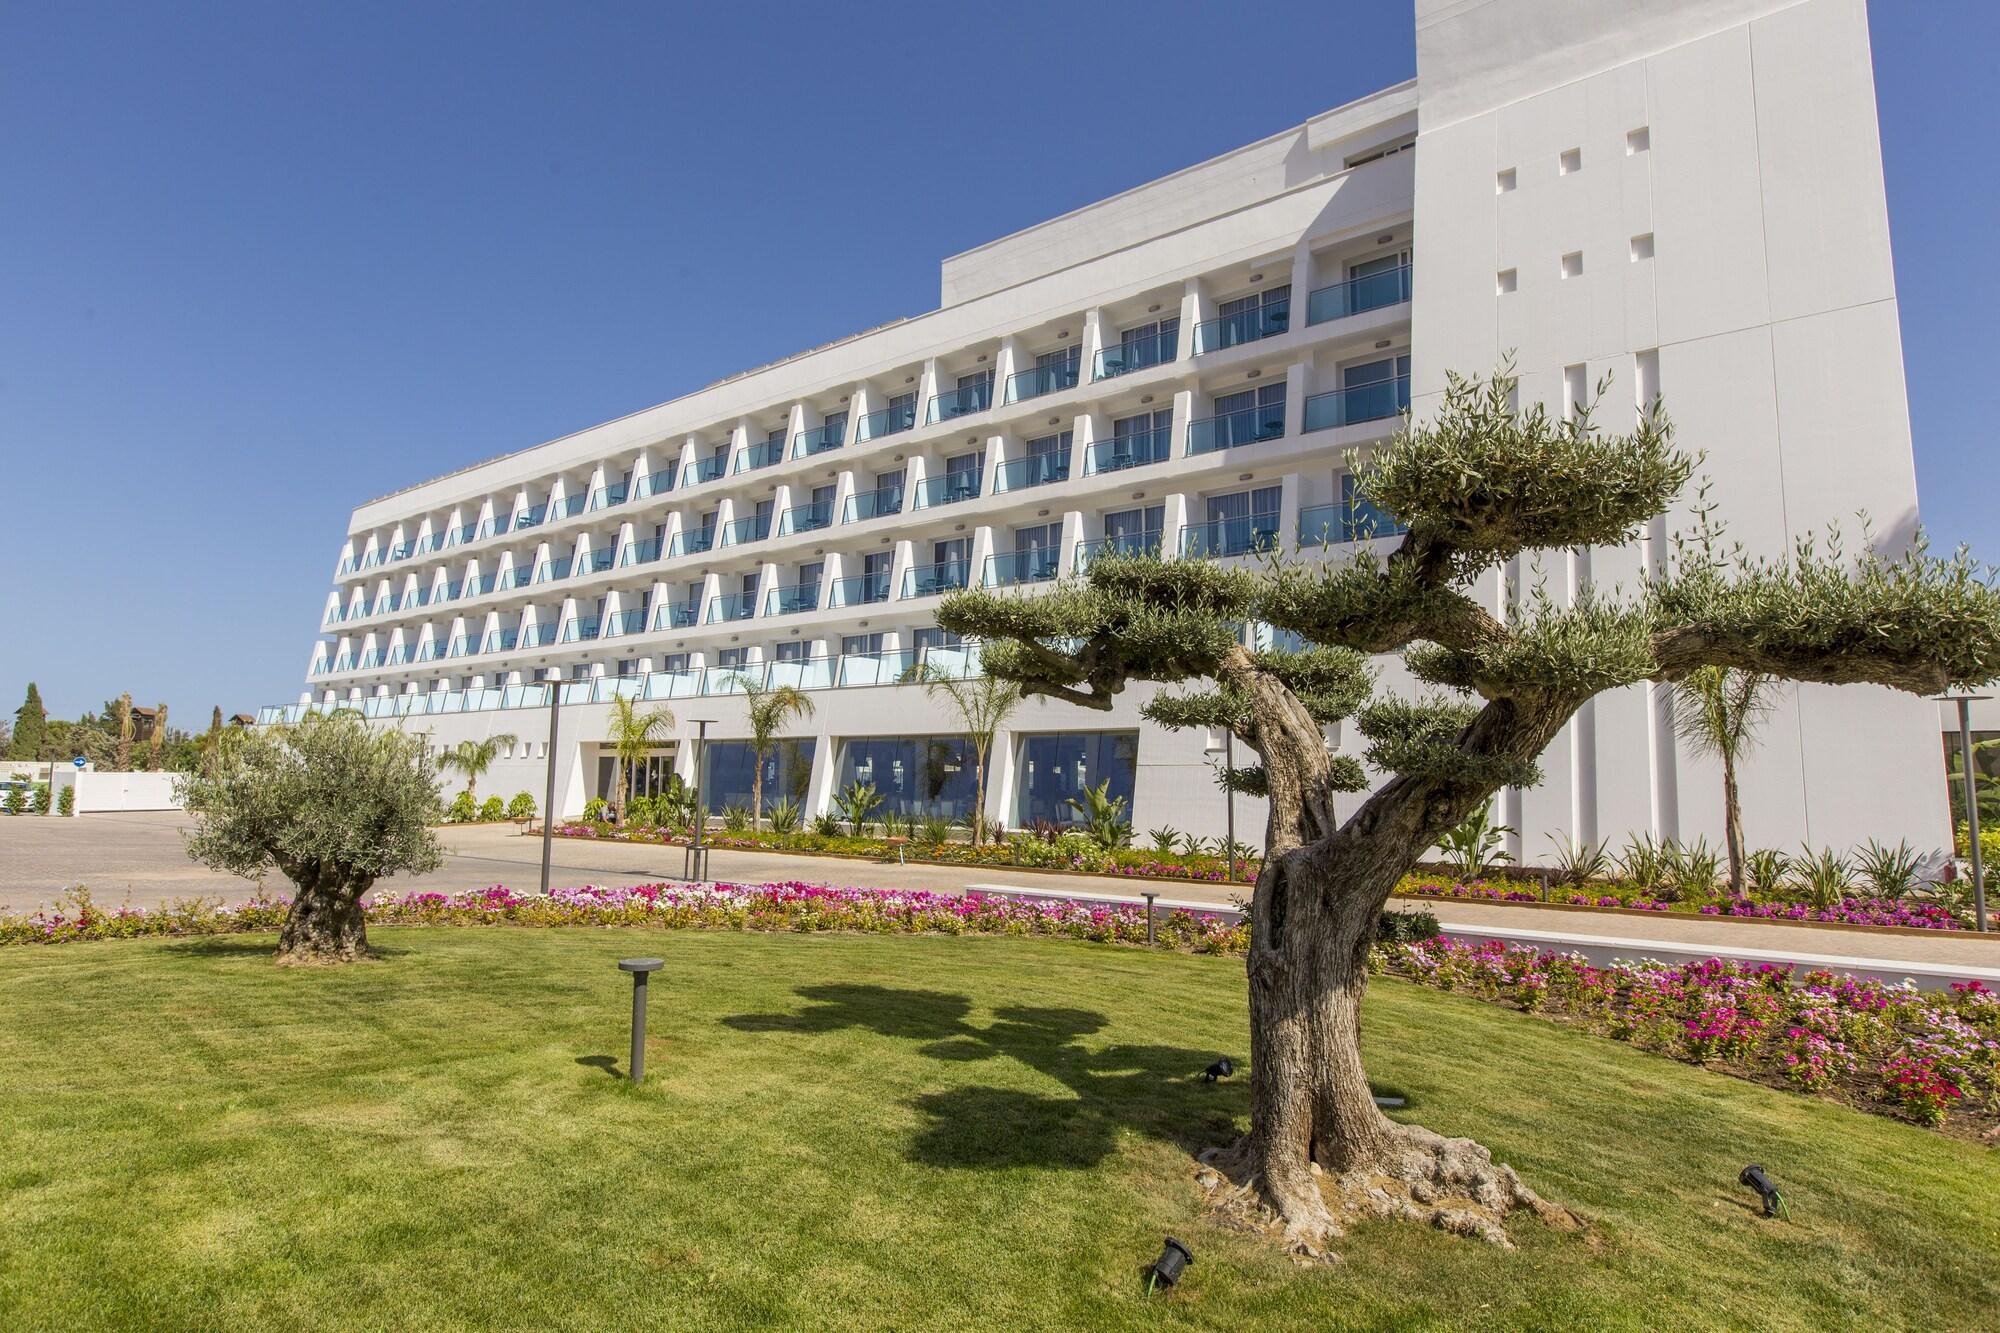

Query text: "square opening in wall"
[1627, 126, 1651, 154]
[1629, 233, 1655, 261]
[1559, 147, 1581, 175]
[1560, 251, 1584, 279]
[1496, 268, 1517, 294]
[1496, 167, 1516, 193]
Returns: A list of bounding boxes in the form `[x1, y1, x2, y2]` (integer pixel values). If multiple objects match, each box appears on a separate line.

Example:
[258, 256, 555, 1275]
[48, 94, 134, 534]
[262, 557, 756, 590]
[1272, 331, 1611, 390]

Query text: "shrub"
[1439, 806, 1513, 879]
[917, 811, 954, 846]
[1546, 833, 1611, 887]
[1794, 846, 1852, 908]
[507, 792, 536, 821]
[478, 796, 506, 823]
[722, 804, 751, 833]
[30, 783, 51, 814]
[56, 786, 74, 816]
[1745, 848, 1791, 896]
[810, 812, 842, 838]
[1853, 839, 1925, 900]
[446, 790, 477, 823]
[1880, 1057, 1961, 1127]
[835, 780, 883, 837]
[1147, 826, 1180, 855]
[2, 786, 23, 816]
[767, 797, 802, 835]
[1065, 780, 1132, 850]
[1617, 832, 1668, 893]
[1376, 906, 1441, 945]
[582, 797, 607, 823]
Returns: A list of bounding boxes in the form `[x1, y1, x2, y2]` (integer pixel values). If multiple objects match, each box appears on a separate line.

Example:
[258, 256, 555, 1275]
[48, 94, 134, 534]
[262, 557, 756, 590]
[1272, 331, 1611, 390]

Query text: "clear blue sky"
[3, 1, 1994, 726]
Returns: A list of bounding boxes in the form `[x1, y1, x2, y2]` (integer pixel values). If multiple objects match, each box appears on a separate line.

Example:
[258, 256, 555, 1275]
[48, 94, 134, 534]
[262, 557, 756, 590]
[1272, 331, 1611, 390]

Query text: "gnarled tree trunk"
[275, 862, 375, 963]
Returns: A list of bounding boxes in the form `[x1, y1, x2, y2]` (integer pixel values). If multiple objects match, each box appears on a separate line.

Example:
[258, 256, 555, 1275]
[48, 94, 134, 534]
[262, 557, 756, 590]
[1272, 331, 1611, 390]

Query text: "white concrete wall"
[63, 770, 184, 815]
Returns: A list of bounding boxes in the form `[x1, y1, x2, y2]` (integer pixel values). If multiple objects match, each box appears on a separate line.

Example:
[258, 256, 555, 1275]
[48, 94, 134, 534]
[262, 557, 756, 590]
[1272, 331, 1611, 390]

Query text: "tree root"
[1195, 1126, 1583, 1260]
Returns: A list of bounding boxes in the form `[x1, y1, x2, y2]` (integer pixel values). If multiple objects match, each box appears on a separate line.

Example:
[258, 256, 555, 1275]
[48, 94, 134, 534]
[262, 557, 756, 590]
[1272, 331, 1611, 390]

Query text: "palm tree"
[604, 695, 676, 822]
[732, 675, 813, 827]
[113, 693, 134, 770]
[437, 732, 518, 802]
[147, 701, 168, 771]
[1669, 666, 1779, 895]
[912, 664, 1020, 845]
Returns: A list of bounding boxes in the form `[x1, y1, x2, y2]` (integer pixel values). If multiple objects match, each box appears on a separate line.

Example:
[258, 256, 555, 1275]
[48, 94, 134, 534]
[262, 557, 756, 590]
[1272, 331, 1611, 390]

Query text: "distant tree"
[435, 733, 518, 802]
[1669, 666, 1780, 894]
[146, 701, 169, 772]
[178, 711, 444, 962]
[732, 676, 812, 826]
[912, 667, 1021, 844]
[10, 683, 46, 760]
[112, 694, 135, 771]
[604, 694, 676, 822]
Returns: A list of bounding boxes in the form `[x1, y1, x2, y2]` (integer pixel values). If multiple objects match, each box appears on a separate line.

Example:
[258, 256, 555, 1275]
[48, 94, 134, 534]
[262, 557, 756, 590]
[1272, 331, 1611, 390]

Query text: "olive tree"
[939, 369, 2000, 1252]
[178, 711, 445, 963]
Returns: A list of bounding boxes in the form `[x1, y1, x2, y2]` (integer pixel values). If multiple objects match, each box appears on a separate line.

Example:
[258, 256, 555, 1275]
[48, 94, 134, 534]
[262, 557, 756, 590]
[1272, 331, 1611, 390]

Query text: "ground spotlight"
[1739, 1163, 1783, 1218]
[1202, 1057, 1233, 1083]
[1147, 1237, 1192, 1293]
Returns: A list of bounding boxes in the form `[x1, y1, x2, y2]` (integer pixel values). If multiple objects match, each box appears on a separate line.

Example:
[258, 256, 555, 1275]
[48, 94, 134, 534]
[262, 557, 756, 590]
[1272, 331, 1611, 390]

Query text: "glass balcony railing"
[415, 641, 444, 663]
[482, 628, 519, 654]
[984, 548, 1061, 587]
[683, 455, 728, 487]
[414, 534, 444, 556]
[551, 494, 588, 521]
[620, 537, 663, 566]
[654, 602, 701, 630]
[520, 624, 559, 649]
[1083, 427, 1172, 476]
[721, 513, 771, 546]
[634, 469, 675, 499]
[1297, 499, 1407, 546]
[386, 645, 411, 666]
[828, 572, 893, 607]
[776, 501, 833, 536]
[1302, 376, 1410, 432]
[560, 617, 601, 643]
[1307, 264, 1412, 325]
[497, 567, 532, 591]
[707, 591, 759, 623]
[912, 471, 982, 509]
[925, 380, 992, 424]
[1073, 532, 1164, 570]
[995, 452, 1070, 492]
[451, 523, 480, 546]
[447, 635, 478, 658]
[793, 422, 846, 457]
[1187, 405, 1286, 455]
[855, 401, 917, 442]
[357, 650, 384, 669]
[1193, 300, 1289, 354]
[589, 482, 629, 511]
[1002, 359, 1079, 404]
[573, 549, 616, 578]
[902, 560, 971, 598]
[843, 486, 904, 523]
[513, 504, 547, 530]
[465, 573, 497, 598]
[534, 558, 574, 583]
[1092, 329, 1178, 380]
[606, 609, 647, 636]
[390, 541, 415, 561]
[337, 557, 359, 576]
[765, 582, 821, 616]
[666, 528, 715, 559]
[1180, 517, 1281, 560]
[437, 580, 465, 602]
[736, 439, 787, 473]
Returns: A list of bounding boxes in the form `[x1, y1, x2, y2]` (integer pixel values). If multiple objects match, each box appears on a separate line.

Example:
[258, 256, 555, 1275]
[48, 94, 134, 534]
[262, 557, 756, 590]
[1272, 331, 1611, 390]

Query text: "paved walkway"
[6, 812, 1998, 981]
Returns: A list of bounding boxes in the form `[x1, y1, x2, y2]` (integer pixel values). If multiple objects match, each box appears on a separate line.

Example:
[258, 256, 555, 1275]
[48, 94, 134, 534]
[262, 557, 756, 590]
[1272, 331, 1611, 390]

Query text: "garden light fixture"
[618, 957, 663, 1082]
[1146, 1237, 1192, 1293]
[1739, 1163, 1783, 1218]
[1203, 1057, 1233, 1083]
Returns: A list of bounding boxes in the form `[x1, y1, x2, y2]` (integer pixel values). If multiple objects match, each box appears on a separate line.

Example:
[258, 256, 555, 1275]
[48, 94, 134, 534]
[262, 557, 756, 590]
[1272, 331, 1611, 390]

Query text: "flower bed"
[1396, 876, 1973, 930]
[1379, 936, 2000, 1133]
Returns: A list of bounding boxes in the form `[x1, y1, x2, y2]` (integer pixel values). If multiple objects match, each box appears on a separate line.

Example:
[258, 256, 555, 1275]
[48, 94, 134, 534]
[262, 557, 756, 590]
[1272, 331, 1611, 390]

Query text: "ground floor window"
[837, 735, 981, 820]
[702, 738, 815, 815]
[1015, 731, 1138, 828]
[595, 749, 676, 803]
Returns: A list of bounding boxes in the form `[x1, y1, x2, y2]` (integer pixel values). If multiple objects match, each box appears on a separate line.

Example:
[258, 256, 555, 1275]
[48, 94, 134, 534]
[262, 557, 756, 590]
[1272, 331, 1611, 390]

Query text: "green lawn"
[1, 929, 1995, 1331]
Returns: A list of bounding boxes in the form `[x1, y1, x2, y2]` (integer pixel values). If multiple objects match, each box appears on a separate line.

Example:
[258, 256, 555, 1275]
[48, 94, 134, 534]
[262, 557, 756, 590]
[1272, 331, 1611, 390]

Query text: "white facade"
[267, 0, 1951, 855]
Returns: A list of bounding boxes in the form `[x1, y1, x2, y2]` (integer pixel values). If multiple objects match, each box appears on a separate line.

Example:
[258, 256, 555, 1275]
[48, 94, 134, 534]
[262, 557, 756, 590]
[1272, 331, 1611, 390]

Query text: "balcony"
[654, 602, 701, 630]
[912, 471, 982, 509]
[588, 482, 629, 512]
[1193, 300, 1289, 354]
[828, 572, 893, 607]
[634, 469, 676, 499]
[1306, 264, 1412, 325]
[855, 401, 917, 442]
[415, 534, 444, 556]
[620, 537, 663, 566]
[1297, 498, 1407, 547]
[357, 650, 385, 669]
[721, 513, 771, 546]
[551, 494, 588, 522]
[683, 455, 728, 487]
[1302, 376, 1410, 432]
[736, 438, 786, 474]
[1002, 359, 1079, 405]
[925, 379, 991, 425]
[497, 567, 533, 591]
[903, 560, 971, 599]
[606, 609, 647, 636]
[447, 635, 478, 658]
[465, 573, 496, 597]
[1187, 405, 1286, 455]
[573, 548, 616, 578]
[513, 504, 548, 530]
[708, 590, 759, 623]
[666, 527, 715, 559]
[984, 548, 1061, 587]
[473, 520, 501, 542]
[534, 558, 574, 583]
[776, 501, 834, 536]
[437, 580, 466, 602]
[1180, 517, 1281, 560]
[1093, 328, 1178, 380]
[765, 582, 822, 616]
[520, 624, 559, 649]
[386, 645, 410, 666]
[1073, 532, 1163, 570]
[482, 628, 519, 654]
[390, 541, 415, 560]
[415, 641, 444, 663]
[560, 617, 601, 643]
[995, 451, 1069, 493]
[843, 485, 904, 523]
[1083, 427, 1172, 476]
[793, 421, 846, 458]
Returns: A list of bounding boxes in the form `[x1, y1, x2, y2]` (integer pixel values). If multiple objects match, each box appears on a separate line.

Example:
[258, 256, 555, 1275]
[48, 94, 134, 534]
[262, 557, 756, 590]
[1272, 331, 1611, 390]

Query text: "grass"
[1, 929, 1996, 1331]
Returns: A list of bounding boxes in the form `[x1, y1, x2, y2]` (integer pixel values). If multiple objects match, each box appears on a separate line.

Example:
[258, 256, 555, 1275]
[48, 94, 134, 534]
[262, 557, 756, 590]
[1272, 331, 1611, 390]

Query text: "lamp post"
[1205, 730, 1239, 887]
[683, 719, 713, 882]
[1936, 692, 1991, 933]
[617, 957, 663, 1082]
[539, 670, 563, 897]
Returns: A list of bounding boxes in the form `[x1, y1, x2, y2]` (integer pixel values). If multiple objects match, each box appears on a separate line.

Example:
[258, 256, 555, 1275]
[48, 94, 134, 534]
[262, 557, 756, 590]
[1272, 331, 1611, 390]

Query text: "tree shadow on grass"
[722, 984, 1241, 1171]
[576, 1054, 622, 1078]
